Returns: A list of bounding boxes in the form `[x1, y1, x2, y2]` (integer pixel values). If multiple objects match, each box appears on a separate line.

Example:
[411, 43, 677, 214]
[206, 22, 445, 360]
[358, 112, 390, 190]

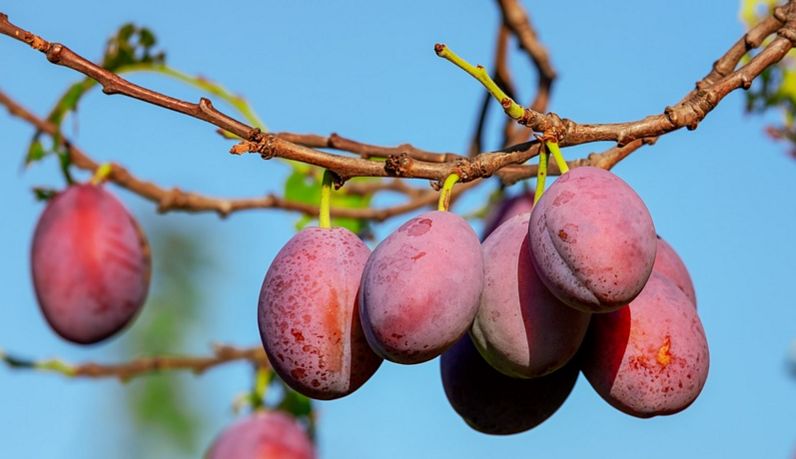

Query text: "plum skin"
[440, 335, 579, 435]
[472, 212, 590, 378]
[529, 166, 657, 313]
[205, 411, 315, 459]
[359, 211, 484, 364]
[580, 272, 709, 418]
[31, 183, 151, 344]
[481, 192, 533, 240]
[654, 235, 697, 306]
[258, 226, 382, 400]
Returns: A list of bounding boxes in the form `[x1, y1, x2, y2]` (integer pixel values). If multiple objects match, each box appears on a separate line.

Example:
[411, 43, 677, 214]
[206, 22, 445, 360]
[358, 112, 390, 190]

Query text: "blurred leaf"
[31, 187, 57, 201]
[285, 170, 321, 205]
[740, 0, 796, 157]
[278, 389, 313, 419]
[128, 374, 198, 451]
[24, 139, 47, 165]
[102, 23, 166, 70]
[119, 225, 216, 457]
[740, 0, 777, 27]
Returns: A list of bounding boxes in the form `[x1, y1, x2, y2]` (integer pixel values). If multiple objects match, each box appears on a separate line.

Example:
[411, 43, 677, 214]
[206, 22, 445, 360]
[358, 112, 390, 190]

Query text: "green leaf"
[24, 139, 48, 165]
[31, 187, 57, 201]
[102, 23, 166, 70]
[285, 170, 321, 204]
[278, 389, 313, 418]
[118, 226, 217, 456]
[284, 170, 373, 235]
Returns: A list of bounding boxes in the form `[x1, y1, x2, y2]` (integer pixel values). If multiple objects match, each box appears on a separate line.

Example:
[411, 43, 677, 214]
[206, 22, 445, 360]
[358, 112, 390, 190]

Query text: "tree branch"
[1, 3, 792, 186]
[496, 0, 556, 114]
[0, 13, 536, 183]
[0, 89, 478, 221]
[439, 2, 796, 148]
[0, 344, 267, 382]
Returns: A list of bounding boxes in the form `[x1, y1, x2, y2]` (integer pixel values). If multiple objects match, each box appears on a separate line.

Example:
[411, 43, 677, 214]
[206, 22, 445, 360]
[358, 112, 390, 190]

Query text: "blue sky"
[1, 1, 795, 458]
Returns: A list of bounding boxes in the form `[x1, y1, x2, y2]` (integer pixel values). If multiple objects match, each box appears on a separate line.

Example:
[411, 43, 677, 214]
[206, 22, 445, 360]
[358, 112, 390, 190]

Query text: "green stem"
[250, 366, 272, 411]
[437, 173, 461, 211]
[435, 44, 525, 120]
[90, 163, 113, 185]
[534, 143, 549, 204]
[319, 170, 333, 228]
[1, 350, 77, 377]
[546, 141, 569, 174]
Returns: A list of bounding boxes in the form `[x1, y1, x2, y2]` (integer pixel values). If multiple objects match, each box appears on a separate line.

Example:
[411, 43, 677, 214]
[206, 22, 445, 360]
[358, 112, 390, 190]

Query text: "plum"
[258, 227, 382, 400]
[360, 211, 483, 364]
[31, 183, 150, 344]
[481, 192, 533, 239]
[472, 213, 590, 378]
[580, 272, 709, 418]
[529, 166, 656, 313]
[206, 411, 315, 459]
[440, 335, 578, 435]
[654, 236, 696, 306]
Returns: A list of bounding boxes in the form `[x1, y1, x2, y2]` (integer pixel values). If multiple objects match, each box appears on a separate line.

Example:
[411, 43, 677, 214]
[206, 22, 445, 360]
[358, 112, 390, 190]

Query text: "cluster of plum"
[257, 166, 709, 434]
[28, 164, 708, 452]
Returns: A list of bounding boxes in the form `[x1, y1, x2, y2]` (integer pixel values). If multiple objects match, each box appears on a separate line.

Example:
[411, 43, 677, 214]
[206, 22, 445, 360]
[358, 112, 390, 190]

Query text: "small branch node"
[229, 141, 256, 155]
[385, 153, 413, 176]
[664, 106, 679, 126]
[157, 187, 181, 213]
[616, 131, 631, 147]
[45, 43, 63, 63]
[216, 201, 232, 218]
[740, 74, 753, 90]
[777, 27, 796, 44]
[259, 135, 276, 160]
[774, 5, 789, 23]
[198, 97, 215, 114]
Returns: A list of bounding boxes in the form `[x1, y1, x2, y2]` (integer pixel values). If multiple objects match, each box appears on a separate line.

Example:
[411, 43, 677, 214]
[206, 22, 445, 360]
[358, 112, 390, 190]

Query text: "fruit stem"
[438, 173, 460, 211]
[534, 143, 549, 204]
[434, 44, 526, 120]
[546, 141, 569, 174]
[250, 366, 272, 410]
[319, 169, 333, 229]
[90, 163, 114, 185]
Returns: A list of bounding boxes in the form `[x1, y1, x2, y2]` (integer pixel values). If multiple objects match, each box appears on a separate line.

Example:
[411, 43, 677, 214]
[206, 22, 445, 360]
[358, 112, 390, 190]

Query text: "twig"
[1, 4, 792, 183]
[436, 1, 796, 147]
[496, 0, 556, 114]
[498, 138, 652, 185]
[0, 344, 267, 382]
[0, 90, 475, 221]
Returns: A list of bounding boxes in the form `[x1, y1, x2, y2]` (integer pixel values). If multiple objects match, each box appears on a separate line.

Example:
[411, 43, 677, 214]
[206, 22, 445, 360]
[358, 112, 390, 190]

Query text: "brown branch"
[276, 132, 465, 163]
[691, 12, 786, 94]
[497, 0, 556, 114]
[0, 90, 476, 221]
[1, 344, 267, 382]
[469, 24, 518, 157]
[493, 2, 796, 147]
[1, 2, 791, 184]
[0, 13, 531, 183]
[498, 138, 653, 185]
[344, 179, 427, 198]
